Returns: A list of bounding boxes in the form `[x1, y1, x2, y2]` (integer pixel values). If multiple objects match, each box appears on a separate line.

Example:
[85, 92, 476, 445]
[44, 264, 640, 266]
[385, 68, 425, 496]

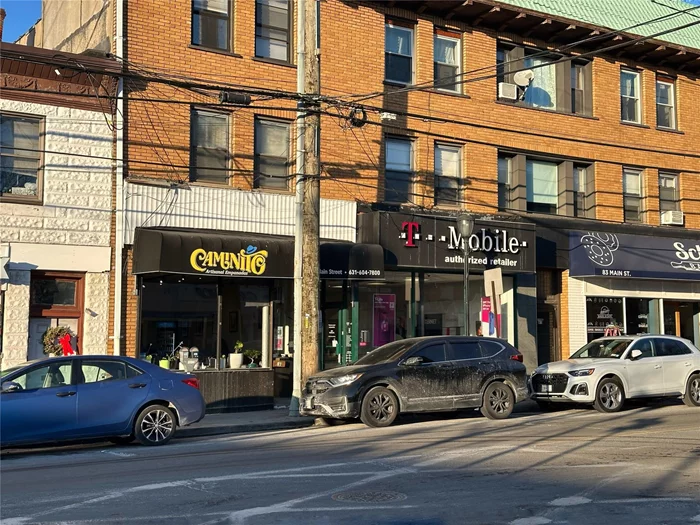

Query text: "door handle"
[56, 391, 76, 397]
[685, 362, 692, 367]
[654, 365, 662, 369]
[128, 383, 147, 389]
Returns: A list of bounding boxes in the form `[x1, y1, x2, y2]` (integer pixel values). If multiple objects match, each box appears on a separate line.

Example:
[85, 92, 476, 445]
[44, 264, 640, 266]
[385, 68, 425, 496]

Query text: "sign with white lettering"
[570, 231, 700, 280]
[361, 212, 536, 273]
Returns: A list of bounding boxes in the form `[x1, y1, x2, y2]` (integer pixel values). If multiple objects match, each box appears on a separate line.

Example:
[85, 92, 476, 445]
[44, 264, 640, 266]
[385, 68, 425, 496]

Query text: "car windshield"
[354, 340, 415, 365]
[570, 339, 631, 359]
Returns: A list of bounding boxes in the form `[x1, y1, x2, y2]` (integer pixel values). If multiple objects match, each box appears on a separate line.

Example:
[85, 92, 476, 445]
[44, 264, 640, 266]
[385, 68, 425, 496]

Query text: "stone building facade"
[0, 44, 119, 367]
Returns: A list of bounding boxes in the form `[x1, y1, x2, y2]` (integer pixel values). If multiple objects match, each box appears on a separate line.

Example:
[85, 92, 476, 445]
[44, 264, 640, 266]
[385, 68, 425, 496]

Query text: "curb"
[177, 418, 315, 439]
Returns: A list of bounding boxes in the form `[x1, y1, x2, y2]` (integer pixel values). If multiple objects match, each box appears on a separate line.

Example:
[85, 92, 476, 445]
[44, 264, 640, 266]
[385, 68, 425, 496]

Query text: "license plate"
[304, 397, 314, 409]
[540, 385, 552, 393]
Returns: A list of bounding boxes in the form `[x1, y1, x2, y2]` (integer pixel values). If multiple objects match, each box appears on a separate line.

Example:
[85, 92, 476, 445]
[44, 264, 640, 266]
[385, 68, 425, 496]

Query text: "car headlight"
[329, 373, 363, 386]
[569, 369, 595, 377]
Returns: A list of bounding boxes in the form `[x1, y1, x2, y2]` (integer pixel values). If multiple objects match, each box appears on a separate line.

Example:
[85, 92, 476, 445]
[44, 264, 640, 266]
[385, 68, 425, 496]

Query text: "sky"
[1, 0, 41, 42]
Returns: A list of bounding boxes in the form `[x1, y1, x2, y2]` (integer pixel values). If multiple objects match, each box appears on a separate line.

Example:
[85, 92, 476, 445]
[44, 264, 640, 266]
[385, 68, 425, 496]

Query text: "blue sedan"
[0, 355, 205, 447]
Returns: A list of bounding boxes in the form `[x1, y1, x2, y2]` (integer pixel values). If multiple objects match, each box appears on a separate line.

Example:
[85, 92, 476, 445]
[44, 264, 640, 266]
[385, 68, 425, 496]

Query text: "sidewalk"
[177, 399, 542, 439]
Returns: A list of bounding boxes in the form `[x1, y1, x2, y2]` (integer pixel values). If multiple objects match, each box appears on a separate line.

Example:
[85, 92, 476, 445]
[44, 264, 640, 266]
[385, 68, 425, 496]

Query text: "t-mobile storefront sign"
[358, 212, 536, 273]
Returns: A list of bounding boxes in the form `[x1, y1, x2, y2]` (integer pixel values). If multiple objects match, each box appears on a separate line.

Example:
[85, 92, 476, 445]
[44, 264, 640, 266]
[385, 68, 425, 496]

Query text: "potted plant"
[243, 349, 262, 368]
[229, 340, 245, 369]
[42, 326, 72, 357]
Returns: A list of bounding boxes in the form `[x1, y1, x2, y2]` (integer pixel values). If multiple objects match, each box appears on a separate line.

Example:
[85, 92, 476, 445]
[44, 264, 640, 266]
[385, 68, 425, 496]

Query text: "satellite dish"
[513, 69, 535, 87]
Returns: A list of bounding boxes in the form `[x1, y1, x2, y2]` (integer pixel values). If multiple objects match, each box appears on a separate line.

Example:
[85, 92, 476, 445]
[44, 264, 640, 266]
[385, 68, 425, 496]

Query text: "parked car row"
[2, 335, 699, 447]
[300, 334, 700, 426]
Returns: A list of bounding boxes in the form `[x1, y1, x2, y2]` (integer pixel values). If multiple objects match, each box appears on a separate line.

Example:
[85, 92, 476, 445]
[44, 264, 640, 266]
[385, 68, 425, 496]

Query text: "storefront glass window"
[585, 296, 624, 342]
[625, 298, 652, 336]
[141, 281, 217, 363]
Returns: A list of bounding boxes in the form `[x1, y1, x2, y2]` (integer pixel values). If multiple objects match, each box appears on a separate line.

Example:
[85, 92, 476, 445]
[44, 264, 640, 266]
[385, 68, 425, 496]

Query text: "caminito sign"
[365, 212, 536, 273]
[190, 245, 269, 276]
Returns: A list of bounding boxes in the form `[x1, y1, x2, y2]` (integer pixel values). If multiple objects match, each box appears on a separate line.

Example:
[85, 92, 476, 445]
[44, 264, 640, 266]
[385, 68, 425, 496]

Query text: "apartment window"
[192, 0, 230, 51]
[0, 113, 43, 202]
[497, 156, 510, 211]
[254, 118, 290, 190]
[573, 165, 586, 217]
[656, 77, 676, 129]
[526, 159, 557, 214]
[571, 64, 586, 115]
[621, 69, 641, 123]
[255, 0, 290, 62]
[385, 22, 413, 85]
[659, 172, 679, 212]
[190, 109, 230, 184]
[385, 137, 412, 203]
[623, 168, 642, 222]
[523, 55, 556, 110]
[434, 30, 460, 92]
[434, 143, 461, 206]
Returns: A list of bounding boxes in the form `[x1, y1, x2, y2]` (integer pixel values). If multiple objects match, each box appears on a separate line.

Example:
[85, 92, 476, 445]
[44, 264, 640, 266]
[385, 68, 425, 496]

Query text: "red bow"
[59, 333, 75, 356]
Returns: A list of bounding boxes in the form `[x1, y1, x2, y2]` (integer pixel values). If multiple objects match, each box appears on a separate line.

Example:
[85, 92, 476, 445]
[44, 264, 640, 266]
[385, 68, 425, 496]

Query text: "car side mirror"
[629, 349, 643, 361]
[1, 381, 21, 393]
[403, 356, 424, 367]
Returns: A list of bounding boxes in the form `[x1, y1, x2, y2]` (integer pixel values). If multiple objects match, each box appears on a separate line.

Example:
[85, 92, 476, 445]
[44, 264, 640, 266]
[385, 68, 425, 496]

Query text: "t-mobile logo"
[401, 221, 420, 247]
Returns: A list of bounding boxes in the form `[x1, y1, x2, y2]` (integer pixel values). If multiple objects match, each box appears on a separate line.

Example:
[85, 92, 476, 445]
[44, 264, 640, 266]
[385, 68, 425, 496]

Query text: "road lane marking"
[510, 518, 552, 525]
[548, 496, 592, 506]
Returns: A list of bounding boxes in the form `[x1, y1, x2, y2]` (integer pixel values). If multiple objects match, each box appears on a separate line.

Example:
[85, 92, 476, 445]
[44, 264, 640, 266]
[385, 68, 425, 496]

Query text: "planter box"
[194, 369, 274, 413]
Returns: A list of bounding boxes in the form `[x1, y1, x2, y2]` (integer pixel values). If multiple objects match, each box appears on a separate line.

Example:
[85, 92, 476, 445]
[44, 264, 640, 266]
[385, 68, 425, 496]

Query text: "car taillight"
[182, 377, 200, 390]
[510, 354, 523, 362]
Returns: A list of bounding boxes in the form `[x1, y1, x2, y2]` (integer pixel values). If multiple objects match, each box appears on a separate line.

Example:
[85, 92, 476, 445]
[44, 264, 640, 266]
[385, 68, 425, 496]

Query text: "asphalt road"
[1, 401, 699, 525]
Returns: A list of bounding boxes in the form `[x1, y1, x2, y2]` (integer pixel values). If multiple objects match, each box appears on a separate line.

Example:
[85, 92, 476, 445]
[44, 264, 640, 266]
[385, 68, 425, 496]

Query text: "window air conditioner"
[498, 82, 518, 101]
[661, 210, 684, 225]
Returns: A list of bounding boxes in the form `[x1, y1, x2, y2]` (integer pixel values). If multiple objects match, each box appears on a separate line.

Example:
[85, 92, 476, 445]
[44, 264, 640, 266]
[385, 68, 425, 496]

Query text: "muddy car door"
[447, 339, 484, 408]
[397, 342, 456, 412]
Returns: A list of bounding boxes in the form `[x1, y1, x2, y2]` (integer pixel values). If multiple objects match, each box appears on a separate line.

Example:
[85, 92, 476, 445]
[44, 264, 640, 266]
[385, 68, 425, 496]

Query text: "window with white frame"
[385, 22, 413, 85]
[434, 31, 460, 92]
[434, 143, 461, 206]
[621, 69, 641, 123]
[659, 172, 679, 212]
[255, 0, 290, 62]
[574, 165, 587, 217]
[623, 167, 642, 222]
[0, 113, 43, 202]
[656, 77, 676, 129]
[254, 118, 291, 190]
[192, 0, 231, 51]
[190, 109, 230, 184]
[526, 159, 558, 214]
[385, 137, 412, 203]
[497, 155, 510, 211]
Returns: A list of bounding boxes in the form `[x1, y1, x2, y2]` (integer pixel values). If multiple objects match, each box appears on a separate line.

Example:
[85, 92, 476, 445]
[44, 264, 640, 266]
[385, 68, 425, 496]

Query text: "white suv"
[530, 336, 700, 413]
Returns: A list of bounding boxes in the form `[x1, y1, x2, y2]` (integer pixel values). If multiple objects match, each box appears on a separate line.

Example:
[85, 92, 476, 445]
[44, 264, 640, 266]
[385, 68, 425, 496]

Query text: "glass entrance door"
[664, 301, 699, 342]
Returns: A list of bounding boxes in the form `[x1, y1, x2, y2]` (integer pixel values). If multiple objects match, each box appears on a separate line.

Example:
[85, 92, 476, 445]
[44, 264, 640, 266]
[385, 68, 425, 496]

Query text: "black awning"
[132, 228, 384, 280]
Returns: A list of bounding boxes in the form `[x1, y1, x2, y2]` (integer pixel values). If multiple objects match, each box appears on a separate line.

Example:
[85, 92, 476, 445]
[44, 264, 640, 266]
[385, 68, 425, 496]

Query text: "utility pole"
[301, 0, 321, 385]
[290, 0, 320, 415]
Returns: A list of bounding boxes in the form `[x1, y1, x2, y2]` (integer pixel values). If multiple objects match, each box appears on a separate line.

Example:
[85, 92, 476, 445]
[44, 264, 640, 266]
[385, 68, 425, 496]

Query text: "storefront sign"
[570, 231, 700, 280]
[373, 294, 396, 347]
[190, 246, 269, 276]
[360, 213, 536, 273]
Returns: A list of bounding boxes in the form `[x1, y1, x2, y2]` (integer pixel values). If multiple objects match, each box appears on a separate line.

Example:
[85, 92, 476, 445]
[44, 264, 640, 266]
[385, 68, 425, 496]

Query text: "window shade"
[526, 160, 557, 204]
[386, 139, 411, 171]
[434, 36, 457, 65]
[193, 0, 228, 14]
[624, 169, 640, 195]
[386, 26, 412, 56]
[255, 120, 289, 157]
[435, 145, 460, 178]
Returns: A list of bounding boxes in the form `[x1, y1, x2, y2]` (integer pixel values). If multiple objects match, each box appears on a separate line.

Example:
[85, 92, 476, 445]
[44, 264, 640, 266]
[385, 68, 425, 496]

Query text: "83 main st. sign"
[358, 212, 536, 273]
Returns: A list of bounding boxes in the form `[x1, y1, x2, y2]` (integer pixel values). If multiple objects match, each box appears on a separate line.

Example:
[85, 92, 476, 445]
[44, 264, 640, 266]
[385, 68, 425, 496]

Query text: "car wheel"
[594, 377, 625, 413]
[360, 386, 399, 428]
[134, 405, 176, 446]
[109, 436, 135, 445]
[683, 373, 700, 408]
[481, 382, 515, 420]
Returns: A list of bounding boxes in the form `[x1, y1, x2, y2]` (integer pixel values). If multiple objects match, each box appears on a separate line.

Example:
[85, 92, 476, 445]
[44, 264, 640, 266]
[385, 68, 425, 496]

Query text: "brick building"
[11, 0, 700, 383]
[0, 44, 119, 367]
